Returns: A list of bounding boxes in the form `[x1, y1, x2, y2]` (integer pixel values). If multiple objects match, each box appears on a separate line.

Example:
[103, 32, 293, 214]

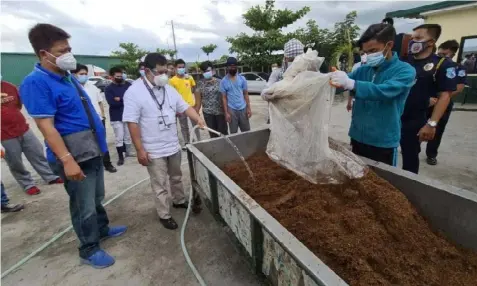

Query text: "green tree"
[293, 19, 334, 71]
[217, 54, 229, 63]
[188, 62, 201, 73]
[332, 29, 355, 72]
[156, 48, 177, 61]
[227, 0, 310, 70]
[331, 11, 360, 72]
[333, 11, 360, 47]
[201, 44, 218, 60]
[111, 42, 148, 77]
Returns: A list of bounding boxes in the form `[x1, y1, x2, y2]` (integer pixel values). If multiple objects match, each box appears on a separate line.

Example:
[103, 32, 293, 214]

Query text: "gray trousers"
[178, 114, 200, 144]
[110, 121, 131, 147]
[229, 108, 251, 134]
[146, 152, 185, 219]
[2, 129, 58, 191]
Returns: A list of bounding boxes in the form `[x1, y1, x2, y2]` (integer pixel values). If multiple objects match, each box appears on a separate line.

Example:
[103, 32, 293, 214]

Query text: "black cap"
[226, 57, 238, 66]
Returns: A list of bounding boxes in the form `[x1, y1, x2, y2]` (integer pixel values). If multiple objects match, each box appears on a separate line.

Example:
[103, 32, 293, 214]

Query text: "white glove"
[330, 70, 355, 90]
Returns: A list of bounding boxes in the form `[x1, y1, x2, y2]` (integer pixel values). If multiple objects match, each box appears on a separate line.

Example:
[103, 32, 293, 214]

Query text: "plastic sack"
[262, 49, 367, 184]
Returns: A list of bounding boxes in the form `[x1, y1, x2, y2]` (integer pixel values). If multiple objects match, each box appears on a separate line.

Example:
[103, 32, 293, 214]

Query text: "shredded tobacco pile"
[222, 153, 477, 286]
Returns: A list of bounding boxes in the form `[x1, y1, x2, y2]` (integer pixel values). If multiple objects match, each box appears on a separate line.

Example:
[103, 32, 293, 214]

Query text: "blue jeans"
[49, 156, 110, 259]
[1, 182, 9, 206]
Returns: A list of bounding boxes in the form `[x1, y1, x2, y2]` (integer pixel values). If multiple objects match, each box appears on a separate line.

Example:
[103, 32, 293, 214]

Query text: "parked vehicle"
[257, 72, 270, 81]
[94, 78, 112, 92]
[85, 64, 107, 77]
[189, 73, 222, 82]
[88, 76, 105, 84]
[241, 72, 268, 94]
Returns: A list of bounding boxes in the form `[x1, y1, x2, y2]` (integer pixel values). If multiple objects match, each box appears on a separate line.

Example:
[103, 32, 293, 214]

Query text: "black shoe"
[116, 147, 125, 166]
[181, 146, 187, 151]
[426, 157, 437, 165]
[105, 164, 117, 173]
[172, 202, 189, 209]
[159, 217, 178, 230]
[1, 203, 24, 213]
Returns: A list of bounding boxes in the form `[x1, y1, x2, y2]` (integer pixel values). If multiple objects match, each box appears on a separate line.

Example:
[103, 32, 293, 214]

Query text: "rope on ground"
[1, 177, 150, 279]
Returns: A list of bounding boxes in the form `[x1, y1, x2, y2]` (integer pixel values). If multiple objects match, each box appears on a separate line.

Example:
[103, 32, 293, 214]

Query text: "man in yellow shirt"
[169, 59, 200, 146]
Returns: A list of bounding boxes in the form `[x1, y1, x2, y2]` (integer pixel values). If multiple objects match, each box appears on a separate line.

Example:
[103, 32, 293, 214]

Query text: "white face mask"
[46, 51, 77, 71]
[154, 74, 169, 87]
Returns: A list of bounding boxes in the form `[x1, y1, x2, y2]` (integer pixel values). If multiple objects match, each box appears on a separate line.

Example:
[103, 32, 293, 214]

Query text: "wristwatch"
[427, 120, 438, 127]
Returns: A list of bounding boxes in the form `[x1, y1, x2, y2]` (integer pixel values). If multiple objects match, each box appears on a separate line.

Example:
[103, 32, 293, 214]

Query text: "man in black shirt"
[401, 24, 457, 174]
[425, 40, 467, 165]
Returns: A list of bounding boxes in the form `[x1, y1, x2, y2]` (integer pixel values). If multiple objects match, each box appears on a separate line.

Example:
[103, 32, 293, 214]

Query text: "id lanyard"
[141, 78, 170, 127]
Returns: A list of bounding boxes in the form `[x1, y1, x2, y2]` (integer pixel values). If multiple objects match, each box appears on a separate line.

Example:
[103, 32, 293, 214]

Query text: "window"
[458, 35, 477, 75]
[258, 72, 269, 81]
[243, 73, 259, 81]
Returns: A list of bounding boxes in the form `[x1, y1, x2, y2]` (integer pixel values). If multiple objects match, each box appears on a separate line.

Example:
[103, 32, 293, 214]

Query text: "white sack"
[262, 49, 366, 184]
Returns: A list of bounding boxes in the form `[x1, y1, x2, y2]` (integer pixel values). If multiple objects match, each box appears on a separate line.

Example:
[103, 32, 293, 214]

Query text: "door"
[242, 73, 263, 93]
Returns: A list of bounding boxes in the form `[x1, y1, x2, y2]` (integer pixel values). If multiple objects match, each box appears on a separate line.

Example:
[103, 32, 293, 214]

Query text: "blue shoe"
[101, 225, 127, 241]
[80, 249, 115, 269]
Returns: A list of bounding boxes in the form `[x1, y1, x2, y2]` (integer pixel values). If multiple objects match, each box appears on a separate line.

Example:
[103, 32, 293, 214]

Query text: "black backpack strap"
[72, 80, 97, 133]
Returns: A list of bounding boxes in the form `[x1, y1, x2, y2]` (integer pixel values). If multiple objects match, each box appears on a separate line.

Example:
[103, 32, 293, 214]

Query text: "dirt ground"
[1, 94, 476, 285]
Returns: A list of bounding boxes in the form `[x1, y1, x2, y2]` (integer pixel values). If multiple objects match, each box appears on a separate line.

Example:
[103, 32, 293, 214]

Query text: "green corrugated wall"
[0, 53, 121, 86]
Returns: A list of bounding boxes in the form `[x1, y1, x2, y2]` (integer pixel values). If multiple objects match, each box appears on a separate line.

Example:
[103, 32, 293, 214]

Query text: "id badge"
[158, 114, 171, 130]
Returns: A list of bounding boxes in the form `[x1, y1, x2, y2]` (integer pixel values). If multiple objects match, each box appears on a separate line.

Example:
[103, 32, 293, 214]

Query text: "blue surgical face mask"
[77, 74, 88, 84]
[366, 52, 384, 67]
[366, 43, 390, 67]
[177, 68, 186, 75]
[203, 71, 212, 79]
[122, 73, 127, 80]
[139, 70, 145, 77]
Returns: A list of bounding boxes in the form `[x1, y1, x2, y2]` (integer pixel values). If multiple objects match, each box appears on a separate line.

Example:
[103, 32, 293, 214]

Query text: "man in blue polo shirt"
[19, 23, 126, 269]
[220, 57, 252, 134]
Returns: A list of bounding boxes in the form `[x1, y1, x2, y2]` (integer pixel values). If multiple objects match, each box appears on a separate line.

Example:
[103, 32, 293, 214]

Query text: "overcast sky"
[1, 0, 433, 62]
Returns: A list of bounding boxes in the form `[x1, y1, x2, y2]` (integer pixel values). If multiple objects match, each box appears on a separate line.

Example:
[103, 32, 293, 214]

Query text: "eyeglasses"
[150, 68, 167, 75]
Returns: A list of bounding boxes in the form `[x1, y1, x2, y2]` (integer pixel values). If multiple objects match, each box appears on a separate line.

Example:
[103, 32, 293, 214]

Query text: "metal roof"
[386, 1, 475, 19]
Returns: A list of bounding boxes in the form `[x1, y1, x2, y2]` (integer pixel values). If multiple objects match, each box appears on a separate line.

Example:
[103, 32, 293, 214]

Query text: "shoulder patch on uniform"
[446, 67, 456, 79]
[458, 69, 466, 77]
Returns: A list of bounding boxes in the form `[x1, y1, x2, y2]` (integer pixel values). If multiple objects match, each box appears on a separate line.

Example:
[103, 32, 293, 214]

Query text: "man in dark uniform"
[382, 17, 411, 60]
[425, 40, 467, 165]
[401, 24, 457, 174]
